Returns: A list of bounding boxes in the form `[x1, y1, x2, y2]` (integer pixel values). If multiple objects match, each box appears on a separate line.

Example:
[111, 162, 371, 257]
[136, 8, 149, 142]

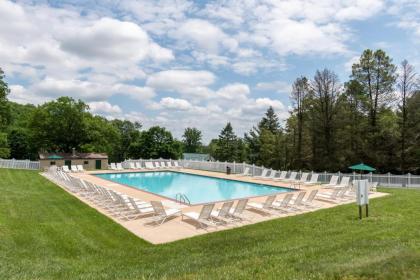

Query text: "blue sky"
[1, 0, 419, 142]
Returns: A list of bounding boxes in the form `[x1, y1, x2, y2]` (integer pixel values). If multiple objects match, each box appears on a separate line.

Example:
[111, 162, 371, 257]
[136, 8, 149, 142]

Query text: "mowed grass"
[0, 169, 419, 280]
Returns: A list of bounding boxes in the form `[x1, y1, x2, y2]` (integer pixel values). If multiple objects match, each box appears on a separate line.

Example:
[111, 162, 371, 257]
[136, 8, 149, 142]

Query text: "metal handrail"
[175, 193, 191, 205]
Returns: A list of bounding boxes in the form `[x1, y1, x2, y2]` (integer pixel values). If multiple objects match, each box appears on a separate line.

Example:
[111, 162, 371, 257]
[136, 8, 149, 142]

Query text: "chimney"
[72, 148, 76, 157]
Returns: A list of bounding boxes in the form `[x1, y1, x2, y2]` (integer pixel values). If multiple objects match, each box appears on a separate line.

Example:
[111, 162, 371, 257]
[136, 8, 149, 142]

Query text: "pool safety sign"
[355, 180, 369, 219]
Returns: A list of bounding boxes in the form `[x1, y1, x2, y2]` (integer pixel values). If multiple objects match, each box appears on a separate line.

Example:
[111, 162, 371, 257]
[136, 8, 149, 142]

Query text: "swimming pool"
[95, 171, 293, 204]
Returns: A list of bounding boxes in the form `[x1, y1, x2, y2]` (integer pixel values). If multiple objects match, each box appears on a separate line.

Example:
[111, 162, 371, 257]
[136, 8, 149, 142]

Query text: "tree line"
[0, 49, 419, 173]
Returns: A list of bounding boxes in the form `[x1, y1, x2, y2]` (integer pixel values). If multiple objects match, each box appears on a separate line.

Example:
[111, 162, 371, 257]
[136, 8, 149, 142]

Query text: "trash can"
[226, 166, 231, 175]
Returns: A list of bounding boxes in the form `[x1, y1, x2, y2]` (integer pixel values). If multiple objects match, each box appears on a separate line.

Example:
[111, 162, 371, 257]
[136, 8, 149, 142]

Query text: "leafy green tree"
[0, 68, 11, 129]
[110, 119, 141, 161]
[133, 126, 181, 159]
[8, 128, 36, 160]
[182, 127, 202, 153]
[81, 115, 120, 161]
[29, 97, 88, 152]
[0, 132, 10, 158]
[404, 91, 420, 173]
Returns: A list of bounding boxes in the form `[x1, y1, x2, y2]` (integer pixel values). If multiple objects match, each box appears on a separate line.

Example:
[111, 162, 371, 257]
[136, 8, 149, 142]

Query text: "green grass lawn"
[0, 169, 419, 280]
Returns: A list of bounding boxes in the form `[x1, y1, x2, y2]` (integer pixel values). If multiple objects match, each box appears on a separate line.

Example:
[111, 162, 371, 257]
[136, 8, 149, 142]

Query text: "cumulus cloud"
[146, 70, 216, 98]
[88, 101, 122, 115]
[256, 81, 292, 94]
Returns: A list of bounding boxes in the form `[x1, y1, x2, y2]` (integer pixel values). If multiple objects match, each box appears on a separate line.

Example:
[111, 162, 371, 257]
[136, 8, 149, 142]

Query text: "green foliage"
[182, 127, 202, 153]
[213, 122, 245, 162]
[132, 126, 181, 159]
[0, 132, 10, 158]
[1, 169, 420, 279]
[29, 97, 89, 152]
[110, 119, 141, 161]
[0, 68, 11, 129]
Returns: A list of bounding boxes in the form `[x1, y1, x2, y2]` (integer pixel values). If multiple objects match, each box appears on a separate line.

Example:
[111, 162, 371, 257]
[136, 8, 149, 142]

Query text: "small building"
[182, 153, 212, 161]
[39, 150, 108, 170]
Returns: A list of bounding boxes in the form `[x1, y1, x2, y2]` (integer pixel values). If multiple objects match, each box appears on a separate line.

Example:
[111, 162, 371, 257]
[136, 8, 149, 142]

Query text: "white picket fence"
[175, 159, 420, 188]
[0, 159, 40, 170]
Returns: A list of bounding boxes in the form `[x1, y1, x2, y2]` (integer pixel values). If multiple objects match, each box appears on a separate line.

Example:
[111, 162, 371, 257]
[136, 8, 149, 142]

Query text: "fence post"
[369, 172, 372, 183]
[388, 172, 391, 186]
[252, 164, 255, 176]
[408, 173, 411, 188]
[233, 161, 236, 174]
[324, 171, 327, 183]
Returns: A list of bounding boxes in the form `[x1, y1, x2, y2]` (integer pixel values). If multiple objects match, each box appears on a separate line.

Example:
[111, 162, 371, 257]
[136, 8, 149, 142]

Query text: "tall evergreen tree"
[214, 122, 239, 162]
[397, 60, 418, 172]
[351, 49, 397, 128]
[290, 77, 310, 168]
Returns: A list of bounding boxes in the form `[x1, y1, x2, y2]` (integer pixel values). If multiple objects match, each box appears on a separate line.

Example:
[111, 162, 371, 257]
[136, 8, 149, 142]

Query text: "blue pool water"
[95, 171, 292, 204]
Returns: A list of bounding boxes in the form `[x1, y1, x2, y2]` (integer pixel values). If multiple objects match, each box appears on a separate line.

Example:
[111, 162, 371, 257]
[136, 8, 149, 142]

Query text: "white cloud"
[169, 19, 238, 54]
[217, 83, 250, 100]
[159, 97, 193, 110]
[60, 17, 173, 62]
[88, 101, 122, 115]
[256, 81, 292, 94]
[146, 70, 216, 98]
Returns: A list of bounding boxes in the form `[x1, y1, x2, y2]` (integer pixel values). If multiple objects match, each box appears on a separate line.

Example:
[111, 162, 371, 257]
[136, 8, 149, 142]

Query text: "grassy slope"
[0, 169, 419, 280]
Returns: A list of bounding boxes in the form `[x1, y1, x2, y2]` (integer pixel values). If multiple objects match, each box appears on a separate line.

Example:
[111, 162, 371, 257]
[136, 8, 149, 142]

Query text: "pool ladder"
[175, 193, 191, 205]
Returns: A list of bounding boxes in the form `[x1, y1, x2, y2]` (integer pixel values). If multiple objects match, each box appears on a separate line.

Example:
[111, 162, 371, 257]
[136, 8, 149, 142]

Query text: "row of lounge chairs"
[109, 161, 182, 171]
[239, 168, 374, 189]
[240, 168, 320, 186]
[44, 169, 182, 224]
[61, 165, 85, 173]
[181, 187, 362, 229]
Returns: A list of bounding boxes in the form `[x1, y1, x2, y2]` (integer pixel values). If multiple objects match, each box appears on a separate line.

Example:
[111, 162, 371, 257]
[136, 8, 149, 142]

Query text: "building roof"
[39, 152, 108, 160]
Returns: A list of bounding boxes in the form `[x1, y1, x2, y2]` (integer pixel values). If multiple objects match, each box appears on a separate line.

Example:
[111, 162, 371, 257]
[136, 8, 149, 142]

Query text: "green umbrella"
[48, 155, 64, 160]
[349, 163, 376, 172]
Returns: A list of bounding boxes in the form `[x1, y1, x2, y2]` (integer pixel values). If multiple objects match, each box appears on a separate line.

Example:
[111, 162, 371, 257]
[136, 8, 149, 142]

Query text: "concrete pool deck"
[45, 168, 389, 244]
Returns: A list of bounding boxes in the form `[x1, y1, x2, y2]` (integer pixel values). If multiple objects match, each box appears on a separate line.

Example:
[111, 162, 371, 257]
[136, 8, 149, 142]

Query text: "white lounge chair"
[135, 162, 143, 169]
[283, 172, 298, 182]
[77, 165, 84, 172]
[110, 163, 117, 170]
[145, 162, 154, 169]
[154, 162, 161, 169]
[211, 201, 234, 224]
[247, 195, 277, 214]
[71, 165, 78, 172]
[239, 167, 251, 176]
[324, 175, 339, 188]
[173, 161, 182, 169]
[254, 169, 269, 179]
[116, 163, 124, 170]
[274, 171, 287, 181]
[261, 170, 277, 180]
[298, 173, 309, 183]
[182, 204, 217, 229]
[160, 162, 167, 169]
[304, 174, 319, 185]
[271, 193, 294, 212]
[227, 199, 249, 221]
[128, 162, 136, 169]
[149, 201, 181, 225]
[297, 190, 320, 208]
[62, 165, 71, 173]
[369, 182, 378, 191]
[338, 177, 350, 188]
